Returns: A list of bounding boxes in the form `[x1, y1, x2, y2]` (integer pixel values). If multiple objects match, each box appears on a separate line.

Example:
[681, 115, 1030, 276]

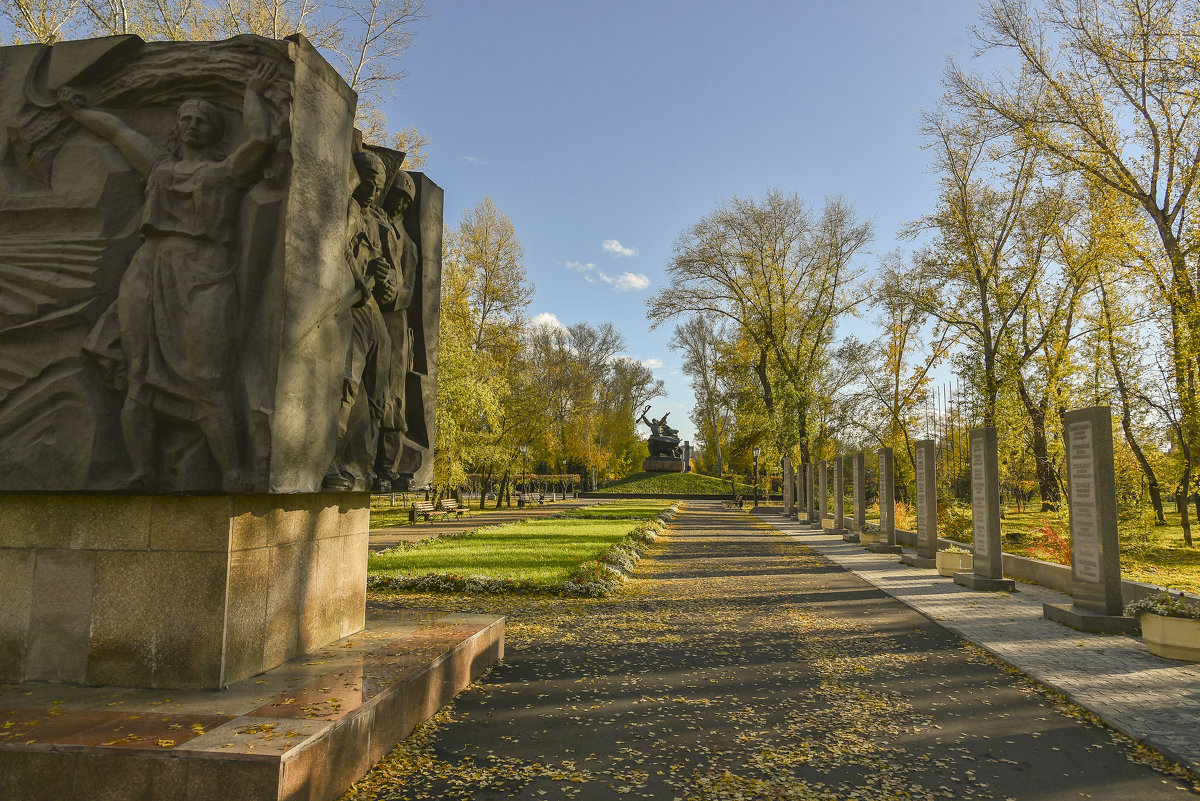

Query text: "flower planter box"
[1139, 612, 1200, 661]
[860, 530, 880, 545]
[936, 551, 973, 577]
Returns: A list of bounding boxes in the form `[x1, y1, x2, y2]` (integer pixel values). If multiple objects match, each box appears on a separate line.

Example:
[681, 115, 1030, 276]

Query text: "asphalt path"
[352, 503, 1197, 801]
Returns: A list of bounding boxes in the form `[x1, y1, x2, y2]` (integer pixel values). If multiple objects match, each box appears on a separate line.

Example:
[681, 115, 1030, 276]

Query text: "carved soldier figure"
[372, 167, 419, 490]
[58, 63, 278, 491]
[322, 150, 398, 491]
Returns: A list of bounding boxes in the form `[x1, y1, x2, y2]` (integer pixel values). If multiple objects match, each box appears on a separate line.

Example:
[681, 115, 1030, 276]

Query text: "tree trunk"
[1181, 464, 1194, 548]
[754, 347, 774, 413]
[1016, 377, 1059, 511]
[1098, 278, 1165, 523]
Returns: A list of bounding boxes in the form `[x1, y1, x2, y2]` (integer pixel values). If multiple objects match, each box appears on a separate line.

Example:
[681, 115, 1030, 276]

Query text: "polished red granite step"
[0, 610, 504, 801]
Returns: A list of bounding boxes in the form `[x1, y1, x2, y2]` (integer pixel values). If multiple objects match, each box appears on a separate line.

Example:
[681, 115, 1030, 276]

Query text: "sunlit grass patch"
[368, 518, 647, 583]
[600, 471, 752, 495]
[367, 502, 678, 595]
[562, 499, 674, 519]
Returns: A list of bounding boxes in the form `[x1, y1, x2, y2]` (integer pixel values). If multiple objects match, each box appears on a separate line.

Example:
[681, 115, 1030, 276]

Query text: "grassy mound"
[598, 471, 752, 496]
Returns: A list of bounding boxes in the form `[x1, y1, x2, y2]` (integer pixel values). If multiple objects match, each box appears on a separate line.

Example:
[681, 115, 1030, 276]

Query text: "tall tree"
[648, 190, 872, 460]
[948, 0, 1200, 544]
[669, 314, 733, 475]
[444, 196, 533, 361]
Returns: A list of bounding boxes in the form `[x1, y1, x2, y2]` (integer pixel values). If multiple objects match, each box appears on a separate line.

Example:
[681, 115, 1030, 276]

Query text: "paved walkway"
[368, 497, 598, 551]
[754, 506, 1200, 778]
[350, 502, 1198, 799]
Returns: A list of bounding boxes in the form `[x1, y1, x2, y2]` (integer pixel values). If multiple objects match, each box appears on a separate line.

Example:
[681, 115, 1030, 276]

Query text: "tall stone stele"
[0, 34, 443, 690]
[1042, 407, 1139, 633]
[900, 439, 938, 568]
[955, 427, 1015, 592]
[867, 446, 902, 554]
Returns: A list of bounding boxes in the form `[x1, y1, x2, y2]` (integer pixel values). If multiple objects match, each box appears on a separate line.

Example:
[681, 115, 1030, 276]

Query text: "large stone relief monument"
[0, 33, 487, 801]
[0, 33, 440, 494]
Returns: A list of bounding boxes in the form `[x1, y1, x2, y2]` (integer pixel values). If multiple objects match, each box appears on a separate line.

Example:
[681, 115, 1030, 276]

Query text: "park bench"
[517, 493, 547, 507]
[409, 500, 445, 524]
[722, 496, 745, 509]
[439, 498, 470, 518]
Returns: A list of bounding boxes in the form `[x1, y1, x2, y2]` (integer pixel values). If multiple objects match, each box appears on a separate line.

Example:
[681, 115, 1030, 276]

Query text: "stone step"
[0, 610, 504, 801]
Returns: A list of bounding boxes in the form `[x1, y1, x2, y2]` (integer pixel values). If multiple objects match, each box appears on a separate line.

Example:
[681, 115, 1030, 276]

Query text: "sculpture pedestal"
[0, 492, 369, 690]
[643, 458, 688, 473]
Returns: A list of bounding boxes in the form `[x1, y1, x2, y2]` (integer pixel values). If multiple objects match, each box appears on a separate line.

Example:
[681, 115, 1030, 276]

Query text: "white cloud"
[642, 358, 663, 369]
[531, 312, 567, 332]
[459, 155, 486, 164]
[565, 260, 595, 272]
[595, 270, 650, 292]
[602, 239, 639, 258]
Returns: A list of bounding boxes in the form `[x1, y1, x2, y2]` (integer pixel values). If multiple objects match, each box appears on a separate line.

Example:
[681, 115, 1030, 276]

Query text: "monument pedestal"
[954, 573, 1016, 592]
[840, 531, 859, 543]
[642, 458, 687, 473]
[1043, 602, 1140, 635]
[1, 493, 370, 690]
[867, 543, 903, 554]
[0, 610, 504, 801]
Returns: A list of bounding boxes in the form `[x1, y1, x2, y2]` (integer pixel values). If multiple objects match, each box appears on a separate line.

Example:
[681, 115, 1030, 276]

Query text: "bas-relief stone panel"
[0, 34, 441, 494]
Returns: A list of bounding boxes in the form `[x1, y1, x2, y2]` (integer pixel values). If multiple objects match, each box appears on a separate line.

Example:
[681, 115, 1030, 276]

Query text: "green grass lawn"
[563, 499, 674, 519]
[369, 498, 520, 529]
[600, 471, 753, 495]
[368, 502, 668, 585]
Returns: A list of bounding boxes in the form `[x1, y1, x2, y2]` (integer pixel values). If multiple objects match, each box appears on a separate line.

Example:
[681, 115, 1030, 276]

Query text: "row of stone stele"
[778, 408, 1151, 636]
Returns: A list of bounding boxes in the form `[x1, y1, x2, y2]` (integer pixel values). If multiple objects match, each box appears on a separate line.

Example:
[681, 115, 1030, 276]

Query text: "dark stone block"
[954, 573, 1016, 592]
[1043, 602, 1140, 635]
[899, 554, 938, 569]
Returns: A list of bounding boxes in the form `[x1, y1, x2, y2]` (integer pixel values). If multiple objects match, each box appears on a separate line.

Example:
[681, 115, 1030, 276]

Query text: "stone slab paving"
[351, 502, 1196, 800]
[756, 508, 1200, 777]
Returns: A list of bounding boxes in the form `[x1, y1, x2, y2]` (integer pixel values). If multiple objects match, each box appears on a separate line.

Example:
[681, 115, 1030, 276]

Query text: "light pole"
[520, 445, 528, 492]
[561, 460, 567, 498]
[753, 447, 761, 507]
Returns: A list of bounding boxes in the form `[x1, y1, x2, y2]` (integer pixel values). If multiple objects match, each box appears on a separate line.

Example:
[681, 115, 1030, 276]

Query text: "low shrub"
[1024, 518, 1072, 566]
[938, 504, 973, 544]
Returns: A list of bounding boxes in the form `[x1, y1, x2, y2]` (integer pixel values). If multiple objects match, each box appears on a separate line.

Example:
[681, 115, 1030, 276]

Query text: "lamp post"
[561, 460, 566, 499]
[753, 447, 761, 507]
[520, 445, 528, 492]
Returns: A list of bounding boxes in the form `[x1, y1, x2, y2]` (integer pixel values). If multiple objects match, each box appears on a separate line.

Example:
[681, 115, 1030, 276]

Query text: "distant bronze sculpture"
[58, 63, 278, 491]
[638, 405, 683, 460]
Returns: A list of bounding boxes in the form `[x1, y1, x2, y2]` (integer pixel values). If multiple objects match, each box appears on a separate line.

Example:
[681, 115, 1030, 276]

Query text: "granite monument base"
[1, 493, 370, 690]
[899, 553, 938, 569]
[867, 543, 904, 554]
[841, 531, 860, 543]
[642, 458, 688, 473]
[954, 573, 1016, 592]
[1043, 602, 1140, 635]
[0, 610, 504, 801]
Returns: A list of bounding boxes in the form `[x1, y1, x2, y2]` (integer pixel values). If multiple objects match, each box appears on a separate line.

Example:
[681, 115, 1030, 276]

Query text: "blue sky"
[384, 1, 989, 443]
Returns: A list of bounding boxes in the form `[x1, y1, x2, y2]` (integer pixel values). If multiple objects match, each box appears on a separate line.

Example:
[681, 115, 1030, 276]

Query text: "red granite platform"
[0, 610, 504, 801]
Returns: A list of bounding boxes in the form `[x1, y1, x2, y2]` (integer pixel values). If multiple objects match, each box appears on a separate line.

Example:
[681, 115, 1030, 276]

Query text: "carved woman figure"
[58, 63, 277, 490]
